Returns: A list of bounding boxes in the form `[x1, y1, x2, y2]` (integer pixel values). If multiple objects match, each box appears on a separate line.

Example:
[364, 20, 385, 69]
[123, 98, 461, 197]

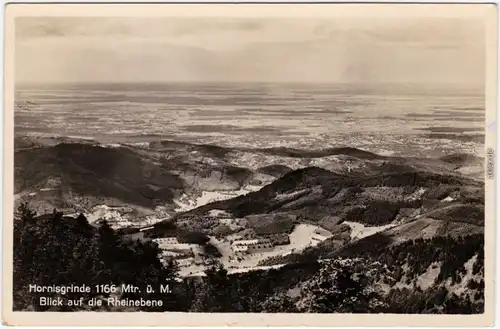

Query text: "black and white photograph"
[4, 3, 496, 324]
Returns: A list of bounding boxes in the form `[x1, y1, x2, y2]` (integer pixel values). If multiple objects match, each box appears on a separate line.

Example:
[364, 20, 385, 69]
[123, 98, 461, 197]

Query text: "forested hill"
[13, 203, 186, 311]
[14, 137, 483, 216]
[13, 204, 485, 314]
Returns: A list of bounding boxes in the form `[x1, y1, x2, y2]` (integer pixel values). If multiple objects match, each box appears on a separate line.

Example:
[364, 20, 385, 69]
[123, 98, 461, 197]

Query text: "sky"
[15, 11, 487, 86]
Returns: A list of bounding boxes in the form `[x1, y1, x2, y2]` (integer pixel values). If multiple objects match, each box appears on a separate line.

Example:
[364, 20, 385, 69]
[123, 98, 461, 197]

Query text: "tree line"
[13, 204, 484, 314]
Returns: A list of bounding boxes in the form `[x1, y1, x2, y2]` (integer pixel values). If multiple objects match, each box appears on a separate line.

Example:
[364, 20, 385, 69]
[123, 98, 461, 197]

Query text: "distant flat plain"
[15, 82, 485, 157]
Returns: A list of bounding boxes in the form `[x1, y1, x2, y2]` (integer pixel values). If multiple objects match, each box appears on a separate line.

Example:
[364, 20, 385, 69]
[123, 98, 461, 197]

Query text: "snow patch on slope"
[343, 221, 396, 240]
[274, 189, 307, 202]
[445, 254, 479, 298]
[417, 262, 441, 290]
[86, 205, 126, 223]
[405, 187, 427, 201]
[173, 194, 197, 212]
[173, 185, 263, 212]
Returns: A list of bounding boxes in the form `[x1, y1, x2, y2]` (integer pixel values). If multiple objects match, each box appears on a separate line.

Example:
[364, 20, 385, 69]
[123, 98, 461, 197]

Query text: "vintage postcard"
[2, 3, 497, 327]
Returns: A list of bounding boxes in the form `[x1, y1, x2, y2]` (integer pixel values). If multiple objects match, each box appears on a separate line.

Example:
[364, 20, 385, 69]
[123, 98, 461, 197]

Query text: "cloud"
[15, 17, 266, 39]
[15, 16, 485, 85]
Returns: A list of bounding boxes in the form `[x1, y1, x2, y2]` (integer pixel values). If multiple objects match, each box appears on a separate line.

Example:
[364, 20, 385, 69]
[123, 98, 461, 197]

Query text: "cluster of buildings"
[311, 227, 333, 242]
[153, 236, 204, 268]
[151, 223, 334, 269]
[231, 238, 273, 255]
[154, 237, 181, 245]
[228, 227, 332, 256]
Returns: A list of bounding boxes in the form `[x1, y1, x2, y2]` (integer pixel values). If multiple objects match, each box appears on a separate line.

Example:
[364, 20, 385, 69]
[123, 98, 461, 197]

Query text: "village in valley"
[48, 187, 387, 278]
[148, 222, 334, 277]
[122, 207, 337, 277]
[53, 185, 336, 277]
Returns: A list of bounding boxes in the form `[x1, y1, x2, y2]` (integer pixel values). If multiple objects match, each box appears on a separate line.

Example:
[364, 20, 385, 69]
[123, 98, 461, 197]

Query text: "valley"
[14, 136, 485, 287]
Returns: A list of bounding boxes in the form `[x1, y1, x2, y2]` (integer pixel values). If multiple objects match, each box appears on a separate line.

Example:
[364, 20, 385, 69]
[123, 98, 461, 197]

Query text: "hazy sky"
[15, 13, 486, 86]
